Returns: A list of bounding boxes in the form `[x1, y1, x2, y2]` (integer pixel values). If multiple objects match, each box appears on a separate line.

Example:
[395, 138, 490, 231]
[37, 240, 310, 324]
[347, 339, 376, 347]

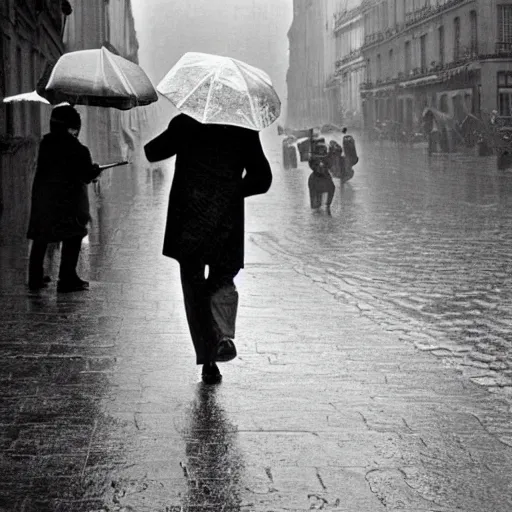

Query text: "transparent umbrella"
[157, 52, 281, 131]
[37, 46, 158, 110]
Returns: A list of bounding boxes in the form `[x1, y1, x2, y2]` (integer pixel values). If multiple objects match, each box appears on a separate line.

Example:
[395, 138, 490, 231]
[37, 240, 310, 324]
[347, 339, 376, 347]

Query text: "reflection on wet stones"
[181, 385, 243, 511]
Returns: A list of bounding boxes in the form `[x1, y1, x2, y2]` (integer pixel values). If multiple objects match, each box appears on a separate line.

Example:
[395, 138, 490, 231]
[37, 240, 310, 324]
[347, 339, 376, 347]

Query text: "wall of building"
[0, 0, 64, 242]
[359, 0, 508, 130]
[333, 1, 365, 127]
[287, 0, 330, 129]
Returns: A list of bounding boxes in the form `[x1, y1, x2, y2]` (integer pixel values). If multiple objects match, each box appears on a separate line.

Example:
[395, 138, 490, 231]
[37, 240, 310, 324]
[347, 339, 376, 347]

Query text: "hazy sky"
[131, 0, 293, 109]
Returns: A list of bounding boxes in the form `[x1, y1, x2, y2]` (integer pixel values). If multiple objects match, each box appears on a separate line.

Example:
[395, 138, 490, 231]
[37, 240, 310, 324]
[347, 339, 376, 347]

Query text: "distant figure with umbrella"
[144, 52, 278, 384]
[27, 105, 102, 292]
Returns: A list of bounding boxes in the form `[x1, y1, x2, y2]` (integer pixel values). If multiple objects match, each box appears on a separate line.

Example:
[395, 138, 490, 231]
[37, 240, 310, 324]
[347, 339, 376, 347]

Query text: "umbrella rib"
[103, 49, 137, 97]
[202, 61, 224, 123]
[175, 70, 215, 109]
[232, 61, 259, 130]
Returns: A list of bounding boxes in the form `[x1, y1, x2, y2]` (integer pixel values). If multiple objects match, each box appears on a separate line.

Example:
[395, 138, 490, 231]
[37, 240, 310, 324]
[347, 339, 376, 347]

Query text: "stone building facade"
[287, 0, 366, 130]
[287, 0, 343, 129]
[330, 0, 365, 129]
[0, 0, 66, 242]
[286, 0, 329, 130]
[360, 0, 512, 130]
[0, 0, 65, 138]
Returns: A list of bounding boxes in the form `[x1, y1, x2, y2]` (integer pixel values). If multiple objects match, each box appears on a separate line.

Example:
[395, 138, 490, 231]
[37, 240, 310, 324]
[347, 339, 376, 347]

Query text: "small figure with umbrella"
[144, 52, 278, 384]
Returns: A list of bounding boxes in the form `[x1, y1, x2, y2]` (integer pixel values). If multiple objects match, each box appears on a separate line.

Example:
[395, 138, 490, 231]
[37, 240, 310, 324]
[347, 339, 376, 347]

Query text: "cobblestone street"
[1, 133, 512, 511]
[256, 137, 512, 397]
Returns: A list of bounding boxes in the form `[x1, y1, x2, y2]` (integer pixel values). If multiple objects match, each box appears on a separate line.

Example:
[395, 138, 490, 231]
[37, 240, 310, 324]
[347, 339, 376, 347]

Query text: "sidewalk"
[0, 143, 512, 511]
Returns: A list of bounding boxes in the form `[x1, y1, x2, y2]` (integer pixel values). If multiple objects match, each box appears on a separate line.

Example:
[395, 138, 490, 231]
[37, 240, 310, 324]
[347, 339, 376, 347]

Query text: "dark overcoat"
[308, 155, 335, 195]
[27, 132, 100, 242]
[144, 114, 272, 270]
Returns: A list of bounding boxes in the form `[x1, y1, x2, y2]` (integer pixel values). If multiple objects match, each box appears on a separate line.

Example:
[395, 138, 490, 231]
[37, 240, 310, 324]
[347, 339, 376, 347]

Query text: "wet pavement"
[1, 134, 512, 511]
[254, 138, 512, 397]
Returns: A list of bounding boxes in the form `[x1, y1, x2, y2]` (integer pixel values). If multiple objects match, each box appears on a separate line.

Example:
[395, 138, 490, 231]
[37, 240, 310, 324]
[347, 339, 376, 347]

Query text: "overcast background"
[131, 0, 293, 132]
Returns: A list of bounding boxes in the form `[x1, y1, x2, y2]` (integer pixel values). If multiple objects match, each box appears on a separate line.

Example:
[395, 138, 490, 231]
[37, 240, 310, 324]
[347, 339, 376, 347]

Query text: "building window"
[364, 13, 371, 37]
[420, 34, 427, 72]
[438, 25, 445, 66]
[377, 53, 382, 79]
[440, 94, 449, 113]
[405, 40, 411, 74]
[389, 48, 394, 78]
[498, 4, 512, 53]
[366, 58, 371, 82]
[497, 71, 512, 116]
[498, 5, 512, 42]
[470, 10, 478, 55]
[453, 17, 461, 60]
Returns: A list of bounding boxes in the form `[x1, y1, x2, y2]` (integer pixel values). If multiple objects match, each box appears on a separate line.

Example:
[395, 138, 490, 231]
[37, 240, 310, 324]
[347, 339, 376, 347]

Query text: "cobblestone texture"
[252, 138, 512, 399]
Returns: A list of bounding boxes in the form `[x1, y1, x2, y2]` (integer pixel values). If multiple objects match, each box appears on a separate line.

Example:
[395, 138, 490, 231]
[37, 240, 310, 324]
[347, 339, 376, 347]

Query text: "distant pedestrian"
[342, 127, 359, 166]
[328, 140, 354, 184]
[27, 105, 101, 292]
[144, 113, 272, 384]
[282, 135, 298, 169]
[327, 140, 344, 178]
[428, 120, 440, 154]
[308, 141, 335, 214]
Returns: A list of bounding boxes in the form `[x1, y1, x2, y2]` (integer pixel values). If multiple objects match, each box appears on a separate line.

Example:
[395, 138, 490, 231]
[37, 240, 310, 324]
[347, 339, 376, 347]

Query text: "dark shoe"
[215, 337, 237, 362]
[201, 363, 222, 385]
[28, 274, 52, 290]
[28, 280, 48, 291]
[73, 277, 89, 288]
[57, 279, 89, 293]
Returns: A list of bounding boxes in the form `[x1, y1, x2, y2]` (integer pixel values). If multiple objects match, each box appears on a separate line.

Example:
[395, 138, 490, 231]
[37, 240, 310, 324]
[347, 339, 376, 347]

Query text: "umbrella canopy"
[37, 46, 158, 110]
[157, 52, 281, 131]
[422, 107, 460, 132]
[422, 107, 464, 143]
[3, 90, 50, 104]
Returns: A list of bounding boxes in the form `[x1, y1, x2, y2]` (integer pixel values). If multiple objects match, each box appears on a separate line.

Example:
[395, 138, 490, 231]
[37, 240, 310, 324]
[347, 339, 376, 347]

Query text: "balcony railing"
[335, 49, 362, 71]
[359, 54, 481, 91]
[364, 31, 385, 46]
[361, 0, 469, 50]
[333, 5, 362, 32]
[405, 5, 431, 25]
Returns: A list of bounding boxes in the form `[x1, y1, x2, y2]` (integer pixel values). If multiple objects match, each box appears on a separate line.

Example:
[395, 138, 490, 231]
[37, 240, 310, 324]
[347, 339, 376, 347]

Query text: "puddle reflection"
[182, 384, 243, 511]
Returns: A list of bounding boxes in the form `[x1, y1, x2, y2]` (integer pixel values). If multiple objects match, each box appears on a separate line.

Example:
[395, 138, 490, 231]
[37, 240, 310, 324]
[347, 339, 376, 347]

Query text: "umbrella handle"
[98, 160, 129, 170]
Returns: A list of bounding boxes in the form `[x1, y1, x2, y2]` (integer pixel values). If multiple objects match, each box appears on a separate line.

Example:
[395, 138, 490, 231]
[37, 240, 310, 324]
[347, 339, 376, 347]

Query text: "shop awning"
[399, 74, 442, 88]
[365, 84, 396, 94]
